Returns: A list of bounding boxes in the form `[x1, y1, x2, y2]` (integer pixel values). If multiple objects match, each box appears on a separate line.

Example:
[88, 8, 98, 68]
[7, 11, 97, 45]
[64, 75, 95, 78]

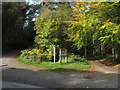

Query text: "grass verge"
[17, 56, 91, 72]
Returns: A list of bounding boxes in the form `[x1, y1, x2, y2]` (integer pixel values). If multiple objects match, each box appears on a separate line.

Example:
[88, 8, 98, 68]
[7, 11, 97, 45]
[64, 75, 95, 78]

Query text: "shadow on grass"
[49, 68, 77, 72]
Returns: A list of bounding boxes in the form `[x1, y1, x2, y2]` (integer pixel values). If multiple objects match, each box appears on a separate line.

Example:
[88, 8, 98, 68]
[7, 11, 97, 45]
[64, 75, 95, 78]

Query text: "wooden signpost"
[59, 48, 68, 64]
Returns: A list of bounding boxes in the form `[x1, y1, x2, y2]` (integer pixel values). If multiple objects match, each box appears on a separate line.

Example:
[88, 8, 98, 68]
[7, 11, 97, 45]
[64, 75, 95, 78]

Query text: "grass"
[17, 56, 91, 72]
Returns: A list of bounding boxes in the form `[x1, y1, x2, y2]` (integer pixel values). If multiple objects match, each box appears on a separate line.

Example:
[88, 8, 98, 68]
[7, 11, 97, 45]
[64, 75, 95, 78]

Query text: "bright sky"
[25, 0, 41, 5]
[24, 0, 41, 28]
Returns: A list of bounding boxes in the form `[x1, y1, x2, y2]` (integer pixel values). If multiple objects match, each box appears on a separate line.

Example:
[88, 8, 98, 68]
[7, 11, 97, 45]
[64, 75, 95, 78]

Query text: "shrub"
[20, 48, 53, 64]
[70, 53, 90, 65]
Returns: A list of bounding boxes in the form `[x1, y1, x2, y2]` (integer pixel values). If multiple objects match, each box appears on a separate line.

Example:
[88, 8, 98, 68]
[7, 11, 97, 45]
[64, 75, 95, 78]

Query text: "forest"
[2, 1, 120, 70]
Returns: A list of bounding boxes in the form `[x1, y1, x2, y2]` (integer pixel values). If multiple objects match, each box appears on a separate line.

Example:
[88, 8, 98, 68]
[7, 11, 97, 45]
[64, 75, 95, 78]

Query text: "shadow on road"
[2, 67, 119, 88]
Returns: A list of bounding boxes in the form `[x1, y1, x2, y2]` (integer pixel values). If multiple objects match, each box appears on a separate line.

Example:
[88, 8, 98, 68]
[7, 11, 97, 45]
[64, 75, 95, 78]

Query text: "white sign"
[61, 51, 67, 56]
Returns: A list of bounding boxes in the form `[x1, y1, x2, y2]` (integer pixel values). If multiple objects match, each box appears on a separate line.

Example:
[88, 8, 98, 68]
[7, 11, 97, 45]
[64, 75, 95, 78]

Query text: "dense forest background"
[2, 2, 36, 50]
[2, 2, 120, 63]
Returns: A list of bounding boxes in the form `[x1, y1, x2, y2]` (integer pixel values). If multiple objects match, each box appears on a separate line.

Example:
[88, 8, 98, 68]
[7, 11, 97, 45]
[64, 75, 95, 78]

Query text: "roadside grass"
[17, 56, 91, 72]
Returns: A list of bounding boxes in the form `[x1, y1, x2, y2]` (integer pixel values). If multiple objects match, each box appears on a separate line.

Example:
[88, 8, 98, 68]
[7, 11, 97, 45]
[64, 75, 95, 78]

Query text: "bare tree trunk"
[93, 49, 95, 55]
[101, 44, 104, 56]
[84, 45, 87, 57]
[41, 0, 43, 6]
[112, 47, 115, 57]
[115, 48, 118, 58]
[98, 45, 101, 55]
[41, 0, 45, 7]
[95, 44, 101, 55]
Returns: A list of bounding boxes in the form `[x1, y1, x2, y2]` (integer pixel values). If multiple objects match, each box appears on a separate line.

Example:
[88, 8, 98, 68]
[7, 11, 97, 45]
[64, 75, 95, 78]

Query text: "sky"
[25, 0, 41, 5]
[24, 0, 90, 27]
[23, 0, 42, 28]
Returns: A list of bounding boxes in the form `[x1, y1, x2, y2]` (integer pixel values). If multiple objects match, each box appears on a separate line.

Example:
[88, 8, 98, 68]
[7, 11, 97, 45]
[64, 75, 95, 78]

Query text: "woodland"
[3, 2, 120, 68]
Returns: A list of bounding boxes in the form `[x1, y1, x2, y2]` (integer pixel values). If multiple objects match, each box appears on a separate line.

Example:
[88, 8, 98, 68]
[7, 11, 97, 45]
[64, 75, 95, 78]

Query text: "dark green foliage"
[70, 53, 90, 65]
[2, 2, 36, 50]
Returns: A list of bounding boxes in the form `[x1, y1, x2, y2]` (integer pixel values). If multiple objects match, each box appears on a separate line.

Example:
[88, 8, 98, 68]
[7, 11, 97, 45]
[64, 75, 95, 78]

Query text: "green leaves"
[63, 2, 120, 54]
[34, 6, 69, 57]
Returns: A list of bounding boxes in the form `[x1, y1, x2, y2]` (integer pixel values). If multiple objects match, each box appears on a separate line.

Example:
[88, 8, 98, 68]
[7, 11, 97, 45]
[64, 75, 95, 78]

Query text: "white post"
[54, 45, 56, 64]
[41, 0, 44, 6]
[60, 49, 62, 64]
[65, 56, 67, 63]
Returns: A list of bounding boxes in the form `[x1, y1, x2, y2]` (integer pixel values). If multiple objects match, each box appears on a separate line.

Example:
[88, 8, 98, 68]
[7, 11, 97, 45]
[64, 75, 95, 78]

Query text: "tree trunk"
[112, 47, 115, 57]
[115, 48, 118, 58]
[98, 45, 101, 55]
[94, 44, 101, 55]
[41, 0, 45, 7]
[84, 45, 87, 57]
[93, 49, 95, 55]
[101, 44, 104, 56]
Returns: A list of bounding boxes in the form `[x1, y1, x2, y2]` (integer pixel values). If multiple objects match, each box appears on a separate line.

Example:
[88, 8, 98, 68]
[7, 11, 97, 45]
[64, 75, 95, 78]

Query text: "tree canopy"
[63, 2, 120, 57]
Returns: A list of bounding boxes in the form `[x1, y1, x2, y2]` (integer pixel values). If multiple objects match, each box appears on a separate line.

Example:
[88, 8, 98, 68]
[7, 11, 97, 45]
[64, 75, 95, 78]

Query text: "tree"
[34, 2, 72, 59]
[63, 2, 120, 58]
[2, 2, 38, 49]
[2, 2, 27, 48]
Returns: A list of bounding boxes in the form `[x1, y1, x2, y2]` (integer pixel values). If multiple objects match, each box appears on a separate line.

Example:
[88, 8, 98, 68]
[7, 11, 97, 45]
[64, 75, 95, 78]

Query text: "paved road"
[1, 50, 119, 88]
[2, 81, 43, 88]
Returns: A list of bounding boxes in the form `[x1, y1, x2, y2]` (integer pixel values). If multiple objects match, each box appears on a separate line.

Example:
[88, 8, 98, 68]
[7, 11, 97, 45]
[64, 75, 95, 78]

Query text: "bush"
[20, 48, 53, 64]
[70, 53, 90, 65]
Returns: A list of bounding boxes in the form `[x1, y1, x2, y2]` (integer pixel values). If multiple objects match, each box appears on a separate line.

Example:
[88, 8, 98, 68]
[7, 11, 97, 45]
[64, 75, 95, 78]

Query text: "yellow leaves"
[77, 33, 79, 37]
[35, 19, 39, 22]
[115, 31, 118, 34]
[62, 21, 73, 23]
[86, 4, 91, 9]
[27, 49, 41, 55]
[28, 51, 34, 55]
[72, 2, 101, 11]
[109, 22, 113, 25]
[83, 29, 86, 33]
[90, 2, 101, 8]
[107, 19, 110, 22]
[100, 24, 106, 29]
[115, 30, 118, 34]
[85, 7, 88, 10]
[100, 18, 113, 30]
[97, 2, 101, 5]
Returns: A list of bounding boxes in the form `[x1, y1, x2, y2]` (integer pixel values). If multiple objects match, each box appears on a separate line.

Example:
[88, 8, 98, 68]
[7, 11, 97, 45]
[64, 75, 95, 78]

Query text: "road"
[1, 50, 119, 88]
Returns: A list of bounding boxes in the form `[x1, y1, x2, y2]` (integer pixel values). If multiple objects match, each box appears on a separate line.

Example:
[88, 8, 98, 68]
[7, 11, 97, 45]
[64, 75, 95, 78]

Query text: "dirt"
[89, 60, 119, 74]
[1, 50, 119, 88]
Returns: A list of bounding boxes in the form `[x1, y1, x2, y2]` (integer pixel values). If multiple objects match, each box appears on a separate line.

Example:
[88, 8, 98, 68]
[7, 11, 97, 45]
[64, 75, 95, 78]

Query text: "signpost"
[59, 48, 68, 64]
[54, 45, 56, 64]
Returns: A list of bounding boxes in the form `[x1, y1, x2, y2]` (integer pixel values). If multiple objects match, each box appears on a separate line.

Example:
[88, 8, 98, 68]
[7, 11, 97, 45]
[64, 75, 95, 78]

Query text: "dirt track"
[1, 50, 119, 88]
